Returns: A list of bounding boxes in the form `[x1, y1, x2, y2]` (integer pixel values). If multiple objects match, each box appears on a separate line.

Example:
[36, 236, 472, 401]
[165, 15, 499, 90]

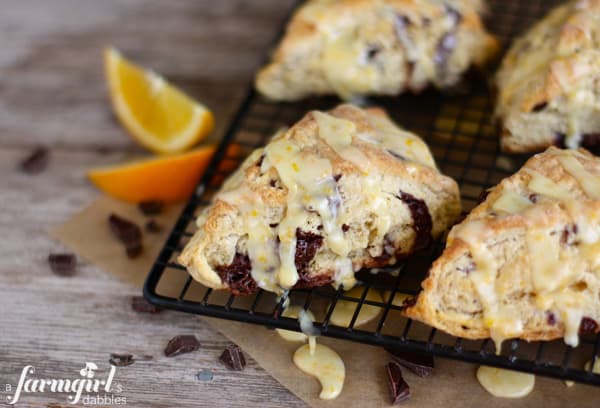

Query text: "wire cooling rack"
[144, 0, 600, 385]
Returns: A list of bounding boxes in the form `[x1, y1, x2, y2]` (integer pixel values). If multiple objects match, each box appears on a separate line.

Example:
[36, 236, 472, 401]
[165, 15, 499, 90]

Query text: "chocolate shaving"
[546, 311, 556, 326]
[529, 193, 539, 203]
[560, 224, 578, 246]
[396, 191, 433, 251]
[579, 317, 598, 334]
[109, 353, 135, 367]
[531, 102, 548, 112]
[131, 296, 162, 313]
[219, 344, 246, 370]
[19, 146, 49, 174]
[138, 200, 164, 215]
[108, 213, 143, 258]
[164, 335, 200, 357]
[145, 219, 162, 233]
[48, 253, 77, 277]
[385, 348, 434, 377]
[386, 361, 411, 404]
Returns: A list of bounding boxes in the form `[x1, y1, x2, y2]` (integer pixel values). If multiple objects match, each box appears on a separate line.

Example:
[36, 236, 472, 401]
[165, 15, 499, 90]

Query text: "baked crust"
[256, 0, 497, 101]
[496, 0, 600, 153]
[179, 104, 461, 295]
[405, 147, 600, 347]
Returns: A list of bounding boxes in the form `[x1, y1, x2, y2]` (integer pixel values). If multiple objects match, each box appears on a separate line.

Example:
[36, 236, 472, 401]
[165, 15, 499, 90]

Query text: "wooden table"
[0, 1, 307, 406]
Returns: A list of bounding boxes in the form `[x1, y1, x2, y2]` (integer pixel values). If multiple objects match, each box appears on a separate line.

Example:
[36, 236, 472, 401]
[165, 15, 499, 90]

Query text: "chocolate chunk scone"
[256, 0, 497, 101]
[179, 105, 461, 295]
[405, 147, 600, 350]
[496, 0, 600, 153]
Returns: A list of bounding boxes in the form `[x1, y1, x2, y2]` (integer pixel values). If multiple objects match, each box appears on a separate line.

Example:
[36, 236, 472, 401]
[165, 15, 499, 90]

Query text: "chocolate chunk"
[109, 353, 135, 367]
[145, 219, 162, 233]
[219, 344, 246, 370]
[333, 174, 342, 182]
[216, 253, 258, 295]
[581, 133, 600, 156]
[529, 193, 539, 203]
[579, 317, 598, 334]
[386, 361, 411, 404]
[131, 296, 162, 313]
[385, 348, 434, 377]
[554, 132, 566, 148]
[293, 229, 330, 288]
[256, 154, 265, 168]
[342, 224, 350, 232]
[546, 311, 556, 326]
[560, 224, 578, 246]
[108, 213, 143, 258]
[19, 146, 49, 174]
[138, 200, 164, 215]
[387, 149, 406, 161]
[48, 253, 77, 277]
[531, 102, 548, 112]
[269, 223, 279, 228]
[164, 335, 200, 357]
[396, 191, 433, 251]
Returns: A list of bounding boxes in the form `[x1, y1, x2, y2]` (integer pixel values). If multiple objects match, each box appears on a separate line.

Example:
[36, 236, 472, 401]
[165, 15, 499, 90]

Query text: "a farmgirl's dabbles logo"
[4, 362, 126, 405]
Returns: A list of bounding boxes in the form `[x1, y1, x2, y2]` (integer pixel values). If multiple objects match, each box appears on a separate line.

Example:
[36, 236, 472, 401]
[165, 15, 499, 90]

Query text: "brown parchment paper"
[49, 197, 600, 408]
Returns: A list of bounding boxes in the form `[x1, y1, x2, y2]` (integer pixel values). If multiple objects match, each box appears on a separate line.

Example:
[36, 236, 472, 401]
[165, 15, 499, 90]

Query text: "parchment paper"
[50, 197, 600, 407]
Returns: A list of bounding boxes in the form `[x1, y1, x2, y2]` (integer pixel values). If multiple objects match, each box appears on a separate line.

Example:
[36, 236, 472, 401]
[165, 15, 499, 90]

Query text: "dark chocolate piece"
[579, 317, 598, 334]
[581, 133, 600, 156]
[293, 229, 330, 288]
[546, 312, 556, 326]
[554, 132, 566, 148]
[219, 344, 246, 370]
[164, 335, 200, 357]
[366, 44, 381, 60]
[19, 146, 49, 174]
[386, 361, 411, 404]
[385, 348, 434, 378]
[109, 353, 135, 367]
[333, 174, 342, 182]
[138, 200, 164, 215]
[145, 219, 162, 233]
[48, 253, 77, 277]
[131, 296, 162, 313]
[108, 213, 143, 258]
[396, 191, 433, 251]
[529, 193, 539, 203]
[216, 253, 258, 295]
[531, 102, 548, 112]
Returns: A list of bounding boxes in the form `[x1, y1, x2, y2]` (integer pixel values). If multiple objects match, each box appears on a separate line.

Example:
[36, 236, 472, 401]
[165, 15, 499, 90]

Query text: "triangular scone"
[179, 105, 461, 295]
[255, 0, 497, 101]
[496, 1, 600, 153]
[405, 147, 600, 349]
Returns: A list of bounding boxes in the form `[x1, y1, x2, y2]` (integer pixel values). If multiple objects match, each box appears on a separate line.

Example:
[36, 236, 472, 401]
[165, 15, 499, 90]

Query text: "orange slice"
[104, 47, 214, 154]
[87, 145, 226, 203]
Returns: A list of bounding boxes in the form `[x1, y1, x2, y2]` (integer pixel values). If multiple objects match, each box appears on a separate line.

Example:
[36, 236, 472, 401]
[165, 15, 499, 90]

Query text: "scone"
[179, 104, 461, 295]
[256, 0, 497, 101]
[405, 147, 600, 350]
[496, 0, 600, 153]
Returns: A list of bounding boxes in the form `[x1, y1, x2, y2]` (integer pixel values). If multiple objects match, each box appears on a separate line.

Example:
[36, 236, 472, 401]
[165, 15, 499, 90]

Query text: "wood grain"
[0, 1, 305, 407]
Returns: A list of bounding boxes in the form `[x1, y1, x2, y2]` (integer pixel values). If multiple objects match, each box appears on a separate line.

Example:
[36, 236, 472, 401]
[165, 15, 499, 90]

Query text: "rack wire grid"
[144, 0, 600, 386]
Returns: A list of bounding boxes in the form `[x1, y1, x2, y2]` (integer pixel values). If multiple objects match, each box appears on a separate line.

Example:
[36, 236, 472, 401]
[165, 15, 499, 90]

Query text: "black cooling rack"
[144, 0, 600, 386]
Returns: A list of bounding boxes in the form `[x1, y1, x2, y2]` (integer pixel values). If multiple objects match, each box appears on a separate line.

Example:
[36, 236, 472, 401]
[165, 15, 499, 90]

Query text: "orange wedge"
[104, 47, 214, 154]
[88, 145, 226, 203]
